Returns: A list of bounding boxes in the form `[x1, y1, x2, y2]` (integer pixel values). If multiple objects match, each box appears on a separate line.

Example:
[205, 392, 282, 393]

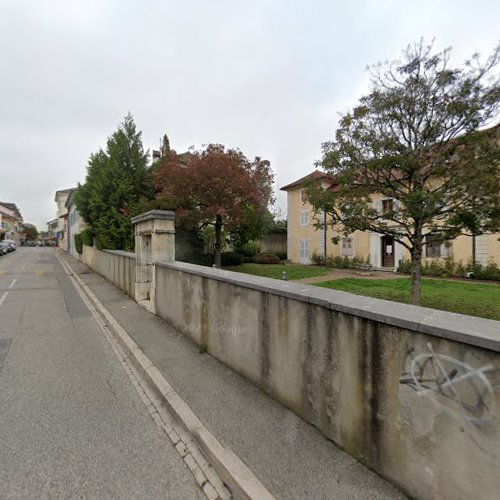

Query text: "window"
[425, 237, 452, 258]
[382, 199, 394, 215]
[340, 237, 353, 257]
[426, 238, 441, 258]
[300, 189, 308, 203]
[300, 210, 309, 227]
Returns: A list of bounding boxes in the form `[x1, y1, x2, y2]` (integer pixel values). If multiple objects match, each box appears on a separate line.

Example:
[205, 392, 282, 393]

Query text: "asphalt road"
[0, 247, 202, 499]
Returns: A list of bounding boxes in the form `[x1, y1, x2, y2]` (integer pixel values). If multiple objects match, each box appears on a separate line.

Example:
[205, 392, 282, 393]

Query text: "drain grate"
[0, 339, 12, 372]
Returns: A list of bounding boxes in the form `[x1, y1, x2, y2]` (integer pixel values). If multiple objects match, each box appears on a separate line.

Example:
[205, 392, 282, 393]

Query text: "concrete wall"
[80, 245, 136, 298]
[154, 261, 500, 500]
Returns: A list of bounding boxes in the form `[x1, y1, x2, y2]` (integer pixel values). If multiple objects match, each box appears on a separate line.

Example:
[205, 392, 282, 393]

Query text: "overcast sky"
[0, 0, 498, 230]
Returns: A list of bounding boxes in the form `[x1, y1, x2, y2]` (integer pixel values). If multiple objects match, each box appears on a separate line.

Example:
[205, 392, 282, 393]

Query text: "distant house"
[65, 189, 87, 257]
[54, 188, 73, 251]
[46, 218, 59, 245]
[0, 202, 23, 243]
[281, 171, 500, 270]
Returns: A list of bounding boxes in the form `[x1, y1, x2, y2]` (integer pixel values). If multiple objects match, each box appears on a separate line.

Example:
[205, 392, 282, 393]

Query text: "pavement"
[0, 248, 203, 499]
[60, 250, 407, 500]
[294, 267, 407, 284]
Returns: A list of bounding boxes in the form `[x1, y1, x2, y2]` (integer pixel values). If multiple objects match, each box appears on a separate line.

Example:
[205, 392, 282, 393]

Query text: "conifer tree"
[75, 113, 150, 250]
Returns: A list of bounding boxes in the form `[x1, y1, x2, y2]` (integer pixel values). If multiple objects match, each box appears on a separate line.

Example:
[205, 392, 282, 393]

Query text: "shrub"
[313, 252, 369, 269]
[254, 253, 281, 264]
[397, 259, 412, 274]
[74, 233, 83, 254]
[80, 228, 94, 247]
[311, 251, 325, 266]
[275, 251, 288, 261]
[221, 252, 244, 266]
[474, 261, 500, 281]
[238, 241, 261, 257]
[455, 260, 466, 278]
[396, 258, 500, 281]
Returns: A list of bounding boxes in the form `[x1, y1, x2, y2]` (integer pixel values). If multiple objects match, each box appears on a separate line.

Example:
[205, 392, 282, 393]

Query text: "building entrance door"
[381, 235, 395, 267]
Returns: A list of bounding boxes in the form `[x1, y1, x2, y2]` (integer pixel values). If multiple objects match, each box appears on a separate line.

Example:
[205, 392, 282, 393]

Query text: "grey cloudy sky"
[1, 0, 499, 230]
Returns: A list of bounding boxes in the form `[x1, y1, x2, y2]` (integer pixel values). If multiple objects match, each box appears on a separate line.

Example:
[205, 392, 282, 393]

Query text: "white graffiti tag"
[400, 343, 495, 425]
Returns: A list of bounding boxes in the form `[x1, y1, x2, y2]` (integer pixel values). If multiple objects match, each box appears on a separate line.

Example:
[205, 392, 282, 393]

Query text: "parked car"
[0, 241, 11, 255]
[4, 240, 16, 251]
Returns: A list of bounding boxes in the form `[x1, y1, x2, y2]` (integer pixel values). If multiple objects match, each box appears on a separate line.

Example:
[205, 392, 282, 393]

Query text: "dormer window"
[382, 199, 394, 215]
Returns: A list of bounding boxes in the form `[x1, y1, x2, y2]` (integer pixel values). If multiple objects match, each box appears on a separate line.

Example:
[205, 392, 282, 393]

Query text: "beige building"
[0, 202, 23, 244]
[281, 172, 500, 269]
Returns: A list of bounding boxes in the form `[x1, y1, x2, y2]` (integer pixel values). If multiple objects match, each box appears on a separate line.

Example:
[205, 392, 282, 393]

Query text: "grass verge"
[315, 278, 500, 320]
[224, 263, 331, 280]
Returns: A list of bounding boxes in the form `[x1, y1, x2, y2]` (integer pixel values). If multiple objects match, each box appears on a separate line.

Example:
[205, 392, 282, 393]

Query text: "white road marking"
[0, 253, 34, 308]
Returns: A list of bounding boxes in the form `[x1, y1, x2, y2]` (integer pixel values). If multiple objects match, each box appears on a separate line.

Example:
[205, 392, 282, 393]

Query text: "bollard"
[282, 271, 287, 281]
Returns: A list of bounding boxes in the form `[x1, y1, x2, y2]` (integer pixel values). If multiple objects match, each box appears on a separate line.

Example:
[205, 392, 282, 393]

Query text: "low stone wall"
[80, 245, 136, 298]
[155, 261, 500, 500]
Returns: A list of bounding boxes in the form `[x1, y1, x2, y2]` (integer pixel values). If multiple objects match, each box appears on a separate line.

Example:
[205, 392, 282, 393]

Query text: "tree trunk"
[214, 215, 222, 268]
[323, 209, 327, 263]
[410, 248, 423, 305]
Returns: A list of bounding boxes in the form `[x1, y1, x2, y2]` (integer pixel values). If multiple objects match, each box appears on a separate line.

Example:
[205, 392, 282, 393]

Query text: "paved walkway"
[62, 251, 407, 500]
[294, 267, 500, 286]
[295, 267, 406, 284]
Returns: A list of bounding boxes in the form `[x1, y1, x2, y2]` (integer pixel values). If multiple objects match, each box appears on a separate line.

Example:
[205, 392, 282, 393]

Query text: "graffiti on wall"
[400, 343, 496, 425]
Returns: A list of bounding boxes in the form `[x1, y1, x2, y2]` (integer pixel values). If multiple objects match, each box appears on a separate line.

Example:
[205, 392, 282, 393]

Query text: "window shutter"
[375, 200, 382, 215]
[300, 210, 309, 227]
[393, 199, 401, 214]
[442, 241, 453, 259]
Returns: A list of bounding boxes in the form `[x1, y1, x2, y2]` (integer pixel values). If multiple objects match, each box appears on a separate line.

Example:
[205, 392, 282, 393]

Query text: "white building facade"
[65, 189, 87, 257]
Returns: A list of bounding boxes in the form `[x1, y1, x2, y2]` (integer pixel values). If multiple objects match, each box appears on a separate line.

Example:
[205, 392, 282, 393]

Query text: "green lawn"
[224, 263, 331, 280]
[315, 278, 500, 320]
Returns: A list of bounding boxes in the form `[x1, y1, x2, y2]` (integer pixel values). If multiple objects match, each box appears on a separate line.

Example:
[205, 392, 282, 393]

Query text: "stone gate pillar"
[131, 210, 175, 313]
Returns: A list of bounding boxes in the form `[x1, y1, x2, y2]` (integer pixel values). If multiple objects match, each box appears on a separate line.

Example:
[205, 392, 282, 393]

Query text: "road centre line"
[0, 253, 33, 309]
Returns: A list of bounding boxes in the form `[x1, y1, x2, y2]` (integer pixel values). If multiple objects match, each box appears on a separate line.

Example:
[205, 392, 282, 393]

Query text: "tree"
[230, 206, 274, 252]
[161, 134, 171, 157]
[23, 223, 39, 240]
[75, 114, 151, 250]
[307, 40, 500, 305]
[153, 144, 274, 267]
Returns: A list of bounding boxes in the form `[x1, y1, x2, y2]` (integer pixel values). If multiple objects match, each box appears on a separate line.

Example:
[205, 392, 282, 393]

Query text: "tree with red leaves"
[153, 144, 274, 267]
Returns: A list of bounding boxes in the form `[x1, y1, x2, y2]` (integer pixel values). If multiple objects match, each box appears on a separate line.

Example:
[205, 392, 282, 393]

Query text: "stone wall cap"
[131, 210, 175, 224]
[103, 249, 136, 258]
[157, 261, 500, 353]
